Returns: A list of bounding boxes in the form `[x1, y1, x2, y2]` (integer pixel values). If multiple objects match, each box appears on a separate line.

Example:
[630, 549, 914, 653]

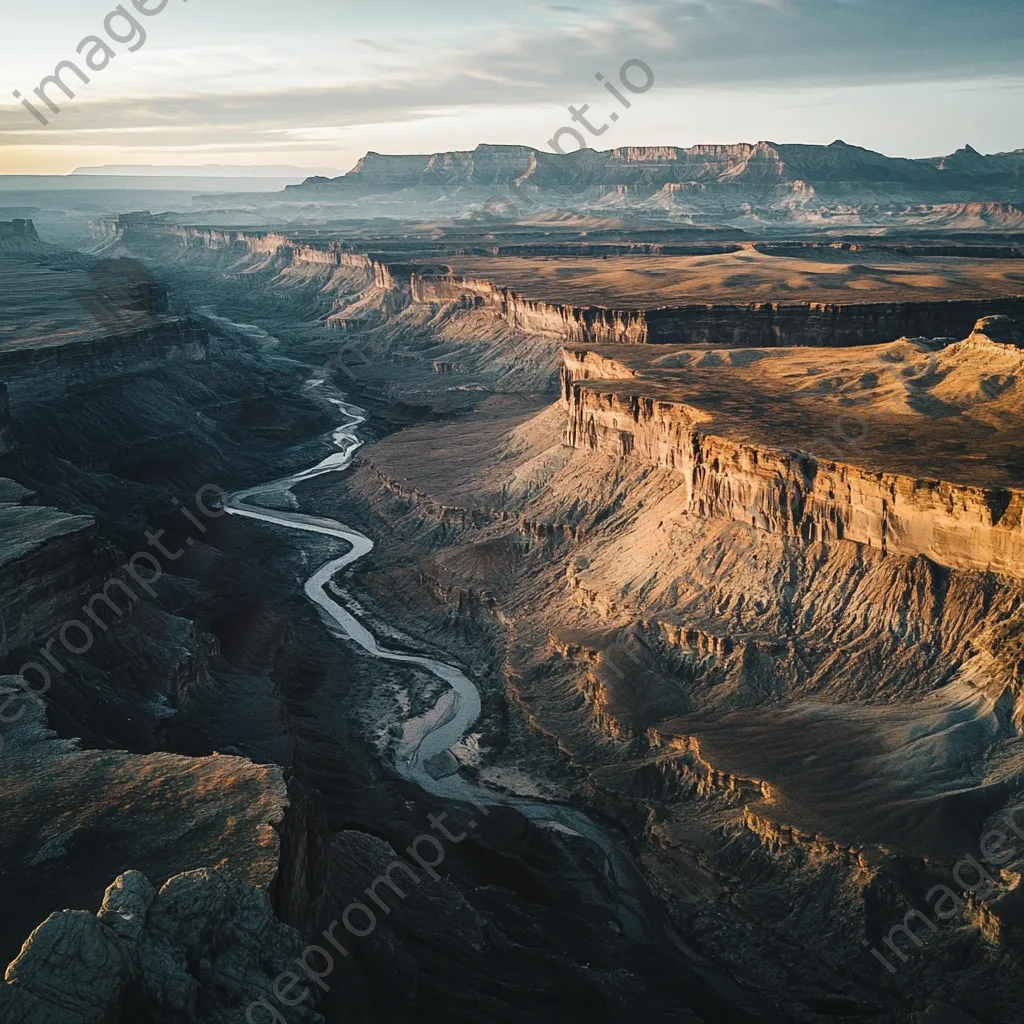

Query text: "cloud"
[1, 0, 1020, 157]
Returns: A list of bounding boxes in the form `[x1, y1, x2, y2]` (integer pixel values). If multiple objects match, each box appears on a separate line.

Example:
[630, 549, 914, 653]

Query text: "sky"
[0, 0, 1022, 175]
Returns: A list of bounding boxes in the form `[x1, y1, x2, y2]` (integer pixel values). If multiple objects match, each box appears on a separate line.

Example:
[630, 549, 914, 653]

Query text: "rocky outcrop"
[0, 220, 42, 251]
[0, 503, 110, 654]
[0, 686, 341, 1013]
[0, 868, 321, 1024]
[955, 313, 1024, 350]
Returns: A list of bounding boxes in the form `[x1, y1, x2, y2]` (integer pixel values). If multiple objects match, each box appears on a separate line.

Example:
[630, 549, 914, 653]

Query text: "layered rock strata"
[0, 691, 295, 967]
[560, 331, 1024, 579]
[290, 141, 1024, 192]
[0, 503, 109, 653]
[117, 220, 1024, 349]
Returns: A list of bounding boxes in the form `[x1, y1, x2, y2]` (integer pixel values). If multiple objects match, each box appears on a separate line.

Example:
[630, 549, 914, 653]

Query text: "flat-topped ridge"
[561, 320, 1024, 577]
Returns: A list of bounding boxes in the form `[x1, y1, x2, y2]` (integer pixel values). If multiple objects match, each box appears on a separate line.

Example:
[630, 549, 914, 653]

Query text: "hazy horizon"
[2, 0, 1023, 176]
[2, 136, 1023, 186]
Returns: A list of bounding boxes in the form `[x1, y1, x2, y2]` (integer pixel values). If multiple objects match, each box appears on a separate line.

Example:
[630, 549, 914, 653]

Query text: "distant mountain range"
[290, 141, 1024, 193]
[73, 164, 343, 178]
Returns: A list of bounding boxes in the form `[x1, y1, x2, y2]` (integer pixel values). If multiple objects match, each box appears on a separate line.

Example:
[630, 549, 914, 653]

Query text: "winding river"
[223, 373, 664, 940]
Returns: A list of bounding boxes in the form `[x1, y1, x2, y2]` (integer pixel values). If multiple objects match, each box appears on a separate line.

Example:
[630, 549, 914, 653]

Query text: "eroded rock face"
[411, 272, 648, 345]
[346, 384, 1024, 1021]
[0, 383, 14, 455]
[290, 142, 1024, 192]
[564, 383, 1024, 576]
[0, 691, 292, 972]
[561, 333, 1024, 579]
[0, 868, 322, 1024]
[0, 501, 108, 654]
[964, 313, 1024, 348]
[116, 222, 1024, 352]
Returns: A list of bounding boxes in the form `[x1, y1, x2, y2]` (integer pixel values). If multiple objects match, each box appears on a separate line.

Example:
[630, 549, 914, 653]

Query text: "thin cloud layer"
[1, 0, 1021, 170]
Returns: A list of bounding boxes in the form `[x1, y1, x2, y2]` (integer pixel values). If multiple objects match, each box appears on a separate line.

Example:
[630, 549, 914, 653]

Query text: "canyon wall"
[166, 225, 375, 272]
[0, 503, 111, 656]
[118, 220, 1024, 349]
[643, 297, 1024, 347]
[416, 271, 1024, 347]
[561, 352, 1024, 578]
[0, 385, 13, 455]
[411, 273, 647, 344]
[0, 320, 209, 392]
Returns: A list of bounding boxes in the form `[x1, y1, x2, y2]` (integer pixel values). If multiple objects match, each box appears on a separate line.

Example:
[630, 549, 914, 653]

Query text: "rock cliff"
[560, 326, 1024, 579]
[0, 502, 109, 654]
[639, 297, 1024, 347]
[122, 221, 1024, 351]
[0, 219, 42, 251]
[0, 383, 14, 455]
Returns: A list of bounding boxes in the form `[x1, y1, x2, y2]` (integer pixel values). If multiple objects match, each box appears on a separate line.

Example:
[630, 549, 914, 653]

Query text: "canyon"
[2, 183, 1024, 1024]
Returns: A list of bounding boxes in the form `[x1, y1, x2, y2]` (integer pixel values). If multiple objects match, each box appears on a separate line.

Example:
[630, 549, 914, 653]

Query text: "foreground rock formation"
[1, 868, 319, 1024]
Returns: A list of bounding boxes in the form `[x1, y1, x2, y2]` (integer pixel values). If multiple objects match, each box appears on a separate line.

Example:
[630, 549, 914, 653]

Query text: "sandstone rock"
[3, 908, 134, 1024]
[561, 337, 1024, 578]
[97, 871, 155, 943]
[0, 869, 324, 1024]
[967, 313, 1024, 348]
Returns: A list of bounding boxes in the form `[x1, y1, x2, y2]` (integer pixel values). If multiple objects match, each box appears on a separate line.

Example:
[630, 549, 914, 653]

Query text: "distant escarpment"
[417, 274, 1024, 347]
[289, 141, 1024, 193]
